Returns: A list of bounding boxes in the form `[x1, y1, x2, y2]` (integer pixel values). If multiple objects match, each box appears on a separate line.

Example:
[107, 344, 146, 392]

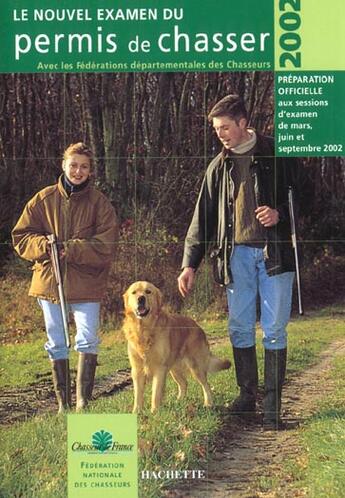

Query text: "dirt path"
[0, 369, 132, 425]
[164, 339, 345, 498]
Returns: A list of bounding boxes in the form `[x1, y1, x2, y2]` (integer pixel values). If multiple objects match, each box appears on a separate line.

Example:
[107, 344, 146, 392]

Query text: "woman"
[12, 143, 119, 413]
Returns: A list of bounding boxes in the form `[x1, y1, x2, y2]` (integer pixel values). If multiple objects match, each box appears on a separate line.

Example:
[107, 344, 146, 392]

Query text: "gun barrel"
[288, 187, 303, 315]
[47, 234, 70, 348]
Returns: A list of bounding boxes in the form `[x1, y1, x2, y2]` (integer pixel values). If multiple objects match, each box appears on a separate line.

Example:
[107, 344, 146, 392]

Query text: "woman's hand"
[46, 238, 66, 259]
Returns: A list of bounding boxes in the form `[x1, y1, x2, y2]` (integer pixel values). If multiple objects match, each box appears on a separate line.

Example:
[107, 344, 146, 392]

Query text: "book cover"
[1, 1, 344, 497]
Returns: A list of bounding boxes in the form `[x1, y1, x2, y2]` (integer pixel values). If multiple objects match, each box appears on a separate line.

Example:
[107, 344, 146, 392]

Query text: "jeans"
[226, 245, 294, 350]
[38, 299, 100, 360]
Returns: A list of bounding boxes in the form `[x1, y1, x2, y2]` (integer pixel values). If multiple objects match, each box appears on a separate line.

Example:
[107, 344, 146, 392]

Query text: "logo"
[68, 415, 137, 497]
[71, 428, 134, 454]
[92, 430, 113, 453]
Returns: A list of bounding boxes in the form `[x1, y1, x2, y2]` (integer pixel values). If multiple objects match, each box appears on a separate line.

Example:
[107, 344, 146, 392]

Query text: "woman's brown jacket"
[12, 177, 119, 303]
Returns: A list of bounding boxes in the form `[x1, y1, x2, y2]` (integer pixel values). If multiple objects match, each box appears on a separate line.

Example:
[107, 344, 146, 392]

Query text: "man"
[178, 94, 301, 430]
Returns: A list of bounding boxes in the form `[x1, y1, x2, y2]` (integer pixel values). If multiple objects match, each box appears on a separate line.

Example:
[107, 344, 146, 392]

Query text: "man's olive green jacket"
[182, 134, 303, 285]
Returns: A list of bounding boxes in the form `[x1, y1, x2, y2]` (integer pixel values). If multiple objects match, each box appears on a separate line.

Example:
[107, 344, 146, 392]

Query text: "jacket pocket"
[70, 262, 104, 277]
[210, 246, 224, 285]
[30, 260, 56, 298]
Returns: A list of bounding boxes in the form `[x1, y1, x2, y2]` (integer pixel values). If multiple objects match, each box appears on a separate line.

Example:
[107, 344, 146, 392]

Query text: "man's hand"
[255, 206, 279, 227]
[177, 267, 195, 297]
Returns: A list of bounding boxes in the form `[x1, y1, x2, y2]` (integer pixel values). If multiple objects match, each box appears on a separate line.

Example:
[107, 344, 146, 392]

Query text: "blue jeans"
[38, 299, 100, 360]
[226, 245, 294, 350]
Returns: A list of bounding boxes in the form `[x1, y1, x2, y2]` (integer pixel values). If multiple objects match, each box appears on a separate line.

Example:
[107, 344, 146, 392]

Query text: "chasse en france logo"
[71, 429, 134, 454]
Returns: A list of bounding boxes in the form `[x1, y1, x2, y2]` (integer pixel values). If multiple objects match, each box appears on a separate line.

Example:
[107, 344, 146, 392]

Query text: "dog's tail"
[208, 354, 231, 373]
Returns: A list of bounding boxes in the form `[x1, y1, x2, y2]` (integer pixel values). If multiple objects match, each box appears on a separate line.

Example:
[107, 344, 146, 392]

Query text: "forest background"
[0, 71, 344, 328]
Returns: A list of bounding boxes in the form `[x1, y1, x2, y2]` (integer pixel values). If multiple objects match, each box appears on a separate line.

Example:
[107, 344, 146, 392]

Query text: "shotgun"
[47, 234, 70, 348]
[288, 187, 303, 315]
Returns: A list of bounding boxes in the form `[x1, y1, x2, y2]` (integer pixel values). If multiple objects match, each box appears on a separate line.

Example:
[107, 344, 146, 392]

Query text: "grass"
[0, 305, 344, 497]
[1, 414, 67, 498]
[0, 329, 129, 389]
[281, 355, 345, 498]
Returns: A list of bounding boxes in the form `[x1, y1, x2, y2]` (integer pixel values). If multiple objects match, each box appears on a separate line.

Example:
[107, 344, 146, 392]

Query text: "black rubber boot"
[76, 353, 97, 412]
[263, 348, 287, 430]
[230, 346, 258, 415]
[52, 359, 71, 414]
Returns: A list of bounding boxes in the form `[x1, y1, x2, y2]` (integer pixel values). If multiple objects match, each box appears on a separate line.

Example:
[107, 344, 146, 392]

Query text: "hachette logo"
[71, 429, 134, 454]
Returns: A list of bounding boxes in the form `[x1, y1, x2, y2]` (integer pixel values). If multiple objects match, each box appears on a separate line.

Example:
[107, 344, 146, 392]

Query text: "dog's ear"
[123, 291, 129, 313]
[155, 287, 163, 311]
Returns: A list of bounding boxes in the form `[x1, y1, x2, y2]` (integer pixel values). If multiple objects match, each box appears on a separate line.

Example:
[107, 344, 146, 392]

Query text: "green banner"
[275, 0, 345, 71]
[68, 414, 138, 498]
[1, 2, 344, 156]
[275, 71, 345, 156]
[0, 0, 273, 73]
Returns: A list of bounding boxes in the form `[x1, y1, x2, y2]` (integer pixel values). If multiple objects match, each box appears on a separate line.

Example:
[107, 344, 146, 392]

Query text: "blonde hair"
[63, 142, 93, 162]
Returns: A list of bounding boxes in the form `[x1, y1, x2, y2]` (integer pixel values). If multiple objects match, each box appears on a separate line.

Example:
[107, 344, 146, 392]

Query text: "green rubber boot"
[263, 348, 287, 430]
[76, 353, 97, 412]
[230, 346, 258, 415]
[52, 359, 71, 414]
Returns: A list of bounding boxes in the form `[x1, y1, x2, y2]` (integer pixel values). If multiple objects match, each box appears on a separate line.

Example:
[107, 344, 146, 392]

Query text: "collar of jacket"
[221, 132, 274, 161]
[250, 133, 274, 157]
[57, 174, 92, 199]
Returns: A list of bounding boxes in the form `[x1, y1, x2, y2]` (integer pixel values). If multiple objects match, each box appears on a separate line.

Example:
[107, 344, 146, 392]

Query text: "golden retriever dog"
[123, 281, 230, 413]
